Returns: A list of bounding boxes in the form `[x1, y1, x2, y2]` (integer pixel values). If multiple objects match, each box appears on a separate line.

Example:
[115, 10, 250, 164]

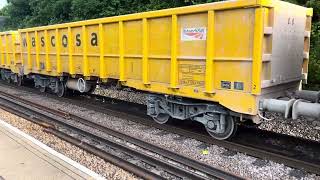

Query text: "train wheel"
[16, 76, 22, 86]
[153, 113, 170, 124]
[6, 77, 11, 84]
[56, 82, 66, 97]
[39, 86, 46, 93]
[152, 106, 170, 124]
[205, 115, 237, 140]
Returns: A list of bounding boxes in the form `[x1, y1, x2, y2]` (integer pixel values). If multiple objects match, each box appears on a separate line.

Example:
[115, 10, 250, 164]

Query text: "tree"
[1, 0, 31, 29]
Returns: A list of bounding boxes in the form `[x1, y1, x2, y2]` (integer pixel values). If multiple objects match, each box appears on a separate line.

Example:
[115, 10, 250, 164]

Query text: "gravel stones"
[0, 85, 319, 179]
[0, 109, 137, 180]
[94, 87, 146, 105]
[259, 112, 320, 142]
[94, 87, 320, 142]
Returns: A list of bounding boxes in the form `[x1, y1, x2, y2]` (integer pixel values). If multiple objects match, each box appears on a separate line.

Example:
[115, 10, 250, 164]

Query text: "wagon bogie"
[147, 94, 238, 139]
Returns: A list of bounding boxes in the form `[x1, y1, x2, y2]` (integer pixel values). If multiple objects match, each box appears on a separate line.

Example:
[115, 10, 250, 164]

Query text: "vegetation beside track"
[0, 0, 319, 89]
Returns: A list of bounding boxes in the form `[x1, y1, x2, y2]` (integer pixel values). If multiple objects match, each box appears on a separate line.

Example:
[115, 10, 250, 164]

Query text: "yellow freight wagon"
[14, 0, 314, 139]
[0, 31, 23, 84]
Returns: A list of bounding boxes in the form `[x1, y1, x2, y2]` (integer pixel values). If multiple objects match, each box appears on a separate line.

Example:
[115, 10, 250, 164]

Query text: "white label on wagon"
[181, 27, 207, 41]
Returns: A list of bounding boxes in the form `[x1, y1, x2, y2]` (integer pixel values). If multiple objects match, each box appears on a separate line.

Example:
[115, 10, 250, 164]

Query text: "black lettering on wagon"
[62, 35, 68, 47]
[178, 64, 205, 87]
[91, 33, 98, 46]
[22, 38, 27, 47]
[51, 36, 55, 47]
[31, 37, 35, 47]
[40, 37, 45, 47]
[76, 34, 81, 46]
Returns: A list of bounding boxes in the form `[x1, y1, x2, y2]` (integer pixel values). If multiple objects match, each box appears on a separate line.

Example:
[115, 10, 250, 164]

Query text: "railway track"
[0, 89, 241, 180]
[1, 82, 320, 175]
[82, 93, 320, 175]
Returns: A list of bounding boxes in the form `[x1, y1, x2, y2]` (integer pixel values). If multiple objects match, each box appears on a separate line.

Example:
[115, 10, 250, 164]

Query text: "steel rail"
[45, 128, 164, 180]
[0, 90, 242, 180]
[0, 82, 319, 175]
[0, 95, 177, 180]
[82, 94, 320, 175]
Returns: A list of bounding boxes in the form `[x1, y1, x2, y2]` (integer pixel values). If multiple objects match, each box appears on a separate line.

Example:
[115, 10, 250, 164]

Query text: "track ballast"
[0, 88, 241, 180]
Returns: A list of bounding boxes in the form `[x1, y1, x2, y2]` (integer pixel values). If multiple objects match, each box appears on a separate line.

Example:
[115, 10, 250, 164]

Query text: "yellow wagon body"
[17, 0, 312, 117]
[0, 31, 22, 74]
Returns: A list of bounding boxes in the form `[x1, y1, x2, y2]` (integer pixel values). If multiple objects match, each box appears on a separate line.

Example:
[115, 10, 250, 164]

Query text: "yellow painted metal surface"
[0, 31, 21, 73]
[8, 0, 311, 116]
[205, 10, 215, 94]
[252, 8, 265, 94]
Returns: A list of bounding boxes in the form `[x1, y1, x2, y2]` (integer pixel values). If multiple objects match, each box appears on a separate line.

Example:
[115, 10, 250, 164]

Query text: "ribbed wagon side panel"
[0, 32, 21, 72]
[16, 0, 311, 116]
[70, 26, 83, 75]
[20, 32, 28, 73]
[0, 34, 4, 68]
[17, 0, 265, 116]
[0, 34, 9, 69]
[102, 23, 119, 79]
[47, 29, 57, 74]
[11, 33, 22, 74]
[121, 7, 260, 115]
[6, 34, 14, 69]
[21, 32, 29, 74]
[28, 32, 38, 72]
[58, 28, 69, 74]
[86, 25, 100, 77]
